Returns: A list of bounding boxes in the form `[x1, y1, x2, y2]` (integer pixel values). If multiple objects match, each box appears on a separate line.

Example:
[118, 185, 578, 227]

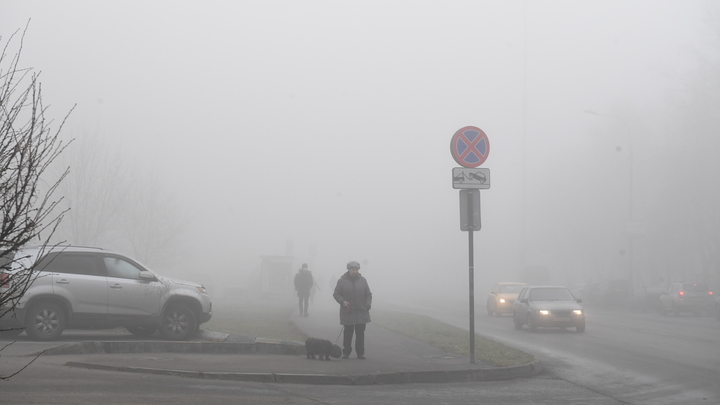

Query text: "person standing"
[294, 263, 313, 317]
[333, 261, 372, 359]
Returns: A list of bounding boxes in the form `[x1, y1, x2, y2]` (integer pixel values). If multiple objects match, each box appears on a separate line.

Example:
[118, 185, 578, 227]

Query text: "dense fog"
[2, 1, 718, 309]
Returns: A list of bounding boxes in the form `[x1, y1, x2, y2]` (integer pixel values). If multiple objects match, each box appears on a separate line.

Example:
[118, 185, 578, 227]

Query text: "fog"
[2, 1, 718, 308]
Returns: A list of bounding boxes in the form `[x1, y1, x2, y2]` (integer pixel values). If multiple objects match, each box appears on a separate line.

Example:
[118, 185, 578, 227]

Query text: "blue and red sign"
[450, 126, 490, 168]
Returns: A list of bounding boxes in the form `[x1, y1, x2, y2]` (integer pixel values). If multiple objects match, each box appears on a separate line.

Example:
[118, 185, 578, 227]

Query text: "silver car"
[658, 282, 714, 316]
[513, 285, 585, 333]
[0, 245, 212, 341]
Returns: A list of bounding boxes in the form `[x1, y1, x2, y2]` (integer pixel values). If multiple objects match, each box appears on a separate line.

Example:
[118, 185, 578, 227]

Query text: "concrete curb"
[29, 330, 306, 357]
[31, 340, 305, 357]
[64, 360, 544, 385]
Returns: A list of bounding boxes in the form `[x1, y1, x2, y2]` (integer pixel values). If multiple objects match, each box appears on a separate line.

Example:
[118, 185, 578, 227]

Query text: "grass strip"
[202, 304, 309, 342]
[372, 309, 534, 367]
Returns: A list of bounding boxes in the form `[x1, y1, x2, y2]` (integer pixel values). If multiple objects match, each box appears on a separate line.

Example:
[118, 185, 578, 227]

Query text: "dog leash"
[335, 326, 344, 344]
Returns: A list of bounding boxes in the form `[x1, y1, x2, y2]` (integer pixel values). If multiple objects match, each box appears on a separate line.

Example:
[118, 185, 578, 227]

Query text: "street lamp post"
[584, 110, 635, 287]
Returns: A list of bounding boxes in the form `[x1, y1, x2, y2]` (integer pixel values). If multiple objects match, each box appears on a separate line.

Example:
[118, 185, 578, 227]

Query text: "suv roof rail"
[22, 244, 104, 251]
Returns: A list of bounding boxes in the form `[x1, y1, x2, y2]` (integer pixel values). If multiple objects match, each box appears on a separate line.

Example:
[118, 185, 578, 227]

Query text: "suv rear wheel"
[25, 302, 66, 341]
[160, 304, 197, 341]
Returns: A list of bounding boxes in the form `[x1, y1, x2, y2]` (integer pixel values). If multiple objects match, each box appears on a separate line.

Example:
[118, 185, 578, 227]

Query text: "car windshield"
[529, 288, 575, 301]
[682, 283, 708, 292]
[498, 285, 525, 294]
[0, 251, 14, 270]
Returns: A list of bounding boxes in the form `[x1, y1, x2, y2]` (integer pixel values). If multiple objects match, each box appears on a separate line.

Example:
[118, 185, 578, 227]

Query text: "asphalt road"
[0, 345, 622, 405]
[402, 299, 720, 405]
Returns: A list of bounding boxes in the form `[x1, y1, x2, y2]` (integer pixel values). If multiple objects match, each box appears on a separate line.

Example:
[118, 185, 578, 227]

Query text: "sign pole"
[466, 190, 476, 363]
[468, 227, 475, 364]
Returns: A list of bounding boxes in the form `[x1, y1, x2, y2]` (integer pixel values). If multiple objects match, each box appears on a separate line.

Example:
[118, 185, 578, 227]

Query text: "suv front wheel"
[160, 304, 197, 341]
[25, 302, 67, 341]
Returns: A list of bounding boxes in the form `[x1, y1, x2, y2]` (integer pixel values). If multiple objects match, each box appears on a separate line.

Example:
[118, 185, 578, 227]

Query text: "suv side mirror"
[576, 298, 582, 303]
[490, 291, 497, 295]
[520, 298, 528, 304]
[139, 271, 158, 281]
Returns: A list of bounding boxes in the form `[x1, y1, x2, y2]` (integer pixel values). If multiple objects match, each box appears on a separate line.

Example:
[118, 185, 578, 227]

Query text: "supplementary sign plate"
[453, 167, 491, 189]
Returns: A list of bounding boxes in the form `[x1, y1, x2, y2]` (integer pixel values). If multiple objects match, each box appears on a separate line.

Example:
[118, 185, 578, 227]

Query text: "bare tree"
[0, 25, 71, 379]
[54, 132, 129, 247]
[118, 167, 189, 268]
[648, 4, 720, 285]
[54, 134, 189, 270]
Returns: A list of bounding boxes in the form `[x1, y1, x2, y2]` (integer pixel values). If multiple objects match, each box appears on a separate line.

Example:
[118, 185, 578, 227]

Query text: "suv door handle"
[55, 279, 70, 284]
[110, 283, 122, 289]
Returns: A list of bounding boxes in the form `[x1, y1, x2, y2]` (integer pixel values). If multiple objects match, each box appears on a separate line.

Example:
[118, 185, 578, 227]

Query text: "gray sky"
[1, 1, 713, 302]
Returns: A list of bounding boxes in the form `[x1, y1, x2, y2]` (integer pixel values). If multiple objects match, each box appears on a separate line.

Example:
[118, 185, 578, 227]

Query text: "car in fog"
[486, 282, 526, 316]
[0, 245, 212, 341]
[631, 285, 666, 312]
[658, 282, 714, 316]
[513, 285, 585, 332]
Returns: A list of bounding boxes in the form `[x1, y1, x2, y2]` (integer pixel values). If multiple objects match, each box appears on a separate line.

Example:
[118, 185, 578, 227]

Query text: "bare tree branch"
[0, 22, 71, 379]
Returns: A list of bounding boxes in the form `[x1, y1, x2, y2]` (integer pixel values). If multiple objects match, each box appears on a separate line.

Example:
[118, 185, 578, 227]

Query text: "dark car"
[659, 282, 714, 316]
[631, 285, 666, 312]
[513, 285, 585, 333]
[594, 279, 634, 309]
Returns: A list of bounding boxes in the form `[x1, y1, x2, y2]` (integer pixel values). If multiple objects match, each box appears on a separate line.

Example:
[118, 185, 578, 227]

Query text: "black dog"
[305, 337, 342, 361]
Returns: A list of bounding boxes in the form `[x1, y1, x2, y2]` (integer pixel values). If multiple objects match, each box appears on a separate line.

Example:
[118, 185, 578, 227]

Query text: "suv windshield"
[0, 251, 14, 270]
[529, 288, 575, 301]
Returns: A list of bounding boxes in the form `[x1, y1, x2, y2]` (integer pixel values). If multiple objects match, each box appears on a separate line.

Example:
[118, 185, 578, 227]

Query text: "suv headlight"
[539, 310, 549, 315]
[573, 310, 583, 315]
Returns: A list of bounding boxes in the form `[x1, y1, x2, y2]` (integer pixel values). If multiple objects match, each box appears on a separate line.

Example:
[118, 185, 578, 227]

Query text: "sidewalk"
[31, 306, 542, 385]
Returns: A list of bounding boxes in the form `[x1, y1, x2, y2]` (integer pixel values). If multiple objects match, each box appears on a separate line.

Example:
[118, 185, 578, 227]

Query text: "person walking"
[294, 263, 313, 317]
[333, 261, 372, 359]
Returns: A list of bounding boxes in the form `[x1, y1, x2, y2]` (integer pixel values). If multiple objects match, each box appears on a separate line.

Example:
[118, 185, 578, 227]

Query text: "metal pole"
[469, 229, 475, 364]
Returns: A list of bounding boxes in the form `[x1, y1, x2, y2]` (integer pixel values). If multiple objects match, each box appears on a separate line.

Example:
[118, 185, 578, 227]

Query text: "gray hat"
[346, 261, 360, 270]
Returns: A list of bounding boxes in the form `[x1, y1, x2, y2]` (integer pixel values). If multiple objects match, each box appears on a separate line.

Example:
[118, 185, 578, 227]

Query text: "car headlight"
[499, 298, 506, 303]
[573, 310, 583, 315]
[539, 310, 550, 315]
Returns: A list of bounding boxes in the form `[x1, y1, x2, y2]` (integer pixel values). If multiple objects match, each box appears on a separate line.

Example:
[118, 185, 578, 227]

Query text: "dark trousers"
[343, 323, 366, 356]
[298, 295, 309, 315]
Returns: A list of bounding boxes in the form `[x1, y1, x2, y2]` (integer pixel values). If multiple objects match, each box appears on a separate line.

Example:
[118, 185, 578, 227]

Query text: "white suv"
[0, 245, 212, 341]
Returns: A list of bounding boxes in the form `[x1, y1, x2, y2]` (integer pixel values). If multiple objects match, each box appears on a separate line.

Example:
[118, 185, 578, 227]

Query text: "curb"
[31, 340, 305, 357]
[64, 360, 543, 385]
[29, 329, 306, 357]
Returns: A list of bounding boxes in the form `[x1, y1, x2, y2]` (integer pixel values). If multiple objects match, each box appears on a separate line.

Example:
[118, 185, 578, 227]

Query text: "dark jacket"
[333, 271, 372, 325]
[294, 269, 313, 297]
